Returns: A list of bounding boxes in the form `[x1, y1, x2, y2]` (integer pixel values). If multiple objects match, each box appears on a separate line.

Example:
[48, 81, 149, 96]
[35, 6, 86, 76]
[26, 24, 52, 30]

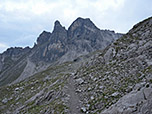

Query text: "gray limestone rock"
[101, 84, 152, 114]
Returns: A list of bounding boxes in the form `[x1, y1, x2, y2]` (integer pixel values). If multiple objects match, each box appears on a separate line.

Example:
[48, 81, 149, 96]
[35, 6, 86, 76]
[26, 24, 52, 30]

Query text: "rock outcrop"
[101, 83, 152, 114]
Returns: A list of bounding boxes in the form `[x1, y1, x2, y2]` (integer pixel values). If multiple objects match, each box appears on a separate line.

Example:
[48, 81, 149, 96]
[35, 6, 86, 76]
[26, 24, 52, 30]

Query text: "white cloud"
[92, 0, 124, 12]
[0, 0, 125, 18]
[0, 0, 150, 33]
[0, 0, 151, 53]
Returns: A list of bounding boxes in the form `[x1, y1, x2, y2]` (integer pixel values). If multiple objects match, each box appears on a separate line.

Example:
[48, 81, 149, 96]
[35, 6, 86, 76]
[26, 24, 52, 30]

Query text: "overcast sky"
[0, 0, 151, 53]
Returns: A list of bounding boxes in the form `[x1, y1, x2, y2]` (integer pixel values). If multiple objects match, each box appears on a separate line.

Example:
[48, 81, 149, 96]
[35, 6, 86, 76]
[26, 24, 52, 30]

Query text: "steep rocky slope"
[100, 17, 152, 114]
[0, 47, 31, 86]
[73, 17, 152, 114]
[0, 16, 151, 114]
[0, 55, 90, 114]
[0, 17, 121, 86]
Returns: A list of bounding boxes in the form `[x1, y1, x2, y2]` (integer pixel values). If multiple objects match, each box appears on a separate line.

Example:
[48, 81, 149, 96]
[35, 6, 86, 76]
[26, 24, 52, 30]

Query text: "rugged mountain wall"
[0, 47, 30, 86]
[0, 17, 151, 114]
[73, 17, 152, 114]
[0, 17, 122, 86]
[100, 17, 152, 114]
[31, 17, 122, 63]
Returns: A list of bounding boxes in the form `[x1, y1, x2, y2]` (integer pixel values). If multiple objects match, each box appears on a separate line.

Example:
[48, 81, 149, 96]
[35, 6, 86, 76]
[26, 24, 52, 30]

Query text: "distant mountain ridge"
[31, 17, 122, 63]
[0, 17, 122, 86]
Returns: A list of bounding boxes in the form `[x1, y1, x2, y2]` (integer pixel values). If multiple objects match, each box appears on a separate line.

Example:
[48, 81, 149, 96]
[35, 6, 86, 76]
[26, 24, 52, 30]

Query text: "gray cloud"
[0, 0, 151, 53]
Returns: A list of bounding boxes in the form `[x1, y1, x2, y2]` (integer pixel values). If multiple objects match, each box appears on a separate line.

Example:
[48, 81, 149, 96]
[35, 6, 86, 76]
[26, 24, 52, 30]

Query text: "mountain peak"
[75, 17, 91, 22]
[37, 31, 51, 45]
[71, 17, 97, 29]
[53, 20, 66, 33]
[54, 20, 61, 27]
[68, 17, 98, 38]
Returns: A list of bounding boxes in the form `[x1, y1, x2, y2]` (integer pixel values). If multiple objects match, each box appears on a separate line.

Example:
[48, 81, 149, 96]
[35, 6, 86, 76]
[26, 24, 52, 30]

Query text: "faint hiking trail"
[67, 75, 82, 114]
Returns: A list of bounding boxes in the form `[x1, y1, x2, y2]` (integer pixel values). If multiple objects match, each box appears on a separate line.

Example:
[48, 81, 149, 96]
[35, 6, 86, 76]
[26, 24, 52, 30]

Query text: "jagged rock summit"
[0, 17, 122, 86]
[32, 17, 121, 63]
[68, 17, 98, 38]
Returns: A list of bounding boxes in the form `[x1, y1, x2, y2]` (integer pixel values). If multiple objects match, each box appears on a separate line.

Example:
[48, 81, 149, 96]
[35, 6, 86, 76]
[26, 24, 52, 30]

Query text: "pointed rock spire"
[54, 20, 62, 28]
[50, 20, 67, 43]
[53, 20, 66, 33]
[55, 20, 61, 26]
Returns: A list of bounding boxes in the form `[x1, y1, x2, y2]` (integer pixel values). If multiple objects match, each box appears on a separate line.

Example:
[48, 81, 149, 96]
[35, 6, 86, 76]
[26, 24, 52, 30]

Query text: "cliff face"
[0, 47, 30, 86]
[31, 17, 122, 63]
[0, 17, 122, 86]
